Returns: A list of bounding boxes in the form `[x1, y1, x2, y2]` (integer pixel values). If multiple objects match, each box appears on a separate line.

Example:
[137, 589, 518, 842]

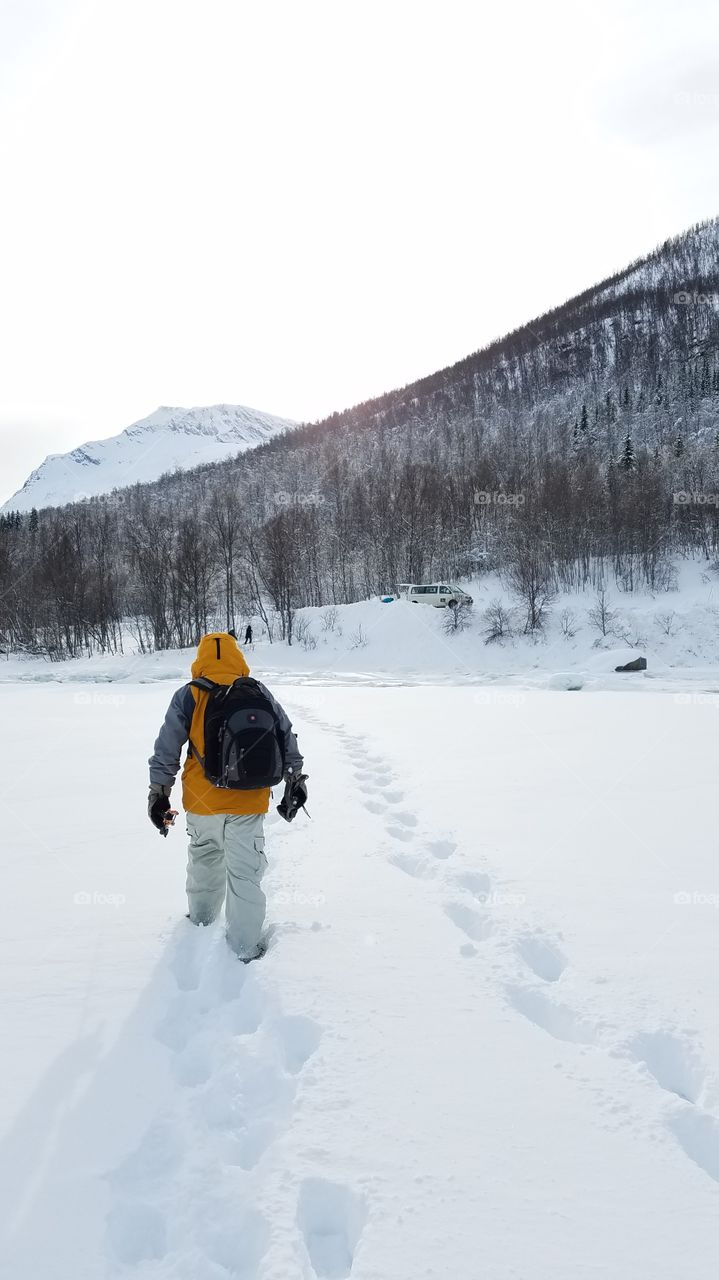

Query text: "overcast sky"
[1, 0, 718, 503]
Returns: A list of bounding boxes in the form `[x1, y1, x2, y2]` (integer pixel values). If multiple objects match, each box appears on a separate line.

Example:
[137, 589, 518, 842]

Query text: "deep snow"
[1, 675, 718, 1279]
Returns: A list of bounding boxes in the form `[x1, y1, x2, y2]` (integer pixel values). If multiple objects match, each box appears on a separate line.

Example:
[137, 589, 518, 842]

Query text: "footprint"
[298, 1178, 367, 1278]
[199, 1058, 293, 1133]
[223, 1120, 278, 1170]
[228, 979, 266, 1036]
[169, 934, 205, 992]
[108, 1119, 184, 1194]
[667, 1108, 719, 1184]
[155, 993, 200, 1051]
[365, 800, 386, 815]
[507, 986, 597, 1045]
[382, 790, 404, 804]
[517, 933, 567, 983]
[388, 850, 428, 878]
[625, 1031, 706, 1104]
[427, 840, 456, 861]
[444, 902, 492, 942]
[392, 811, 418, 828]
[386, 825, 413, 843]
[199, 1075, 250, 1130]
[272, 1014, 323, 1075]
[172, 1039, 213, 1087]
[105, 1201, 167, 1266]
[457, 871, 492, 899]
[202, 1206, 270, 1275]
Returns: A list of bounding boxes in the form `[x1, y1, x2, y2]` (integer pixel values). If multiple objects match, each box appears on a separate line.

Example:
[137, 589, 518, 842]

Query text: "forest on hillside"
[2, 219, 719, 658]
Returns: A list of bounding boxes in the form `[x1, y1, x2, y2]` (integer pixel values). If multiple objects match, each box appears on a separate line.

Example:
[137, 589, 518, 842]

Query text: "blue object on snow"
[381, 595, 394, 603]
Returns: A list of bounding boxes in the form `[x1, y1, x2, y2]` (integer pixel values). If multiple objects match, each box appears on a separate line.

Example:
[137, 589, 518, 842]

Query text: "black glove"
[148, 784, 175, 836]
[277, 772, 308, 822]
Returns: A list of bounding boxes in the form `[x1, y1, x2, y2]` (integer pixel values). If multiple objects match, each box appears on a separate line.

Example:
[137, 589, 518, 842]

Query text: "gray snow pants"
[185, 812, 267, 958]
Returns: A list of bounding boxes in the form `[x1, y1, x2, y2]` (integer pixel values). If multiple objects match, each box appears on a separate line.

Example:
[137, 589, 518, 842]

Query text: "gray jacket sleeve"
[255, 680, 304, 774]
[148, 685, 195, 787]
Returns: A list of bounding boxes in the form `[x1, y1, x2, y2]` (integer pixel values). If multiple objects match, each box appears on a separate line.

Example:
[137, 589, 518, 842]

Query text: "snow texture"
[2, 643, 719, 1277]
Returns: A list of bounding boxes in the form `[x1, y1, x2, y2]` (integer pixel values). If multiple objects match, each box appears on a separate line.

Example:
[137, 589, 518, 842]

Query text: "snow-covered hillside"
[1, 679, 719, 1278]
[2, 404, 296, 513]
[3, 560, 719, 690]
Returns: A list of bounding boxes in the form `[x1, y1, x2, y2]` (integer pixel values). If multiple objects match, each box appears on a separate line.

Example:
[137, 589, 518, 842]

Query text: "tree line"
[2, 217, 719, 657]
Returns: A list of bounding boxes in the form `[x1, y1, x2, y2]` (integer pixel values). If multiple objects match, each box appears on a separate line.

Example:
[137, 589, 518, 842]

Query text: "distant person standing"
[244, 623, 253, 645]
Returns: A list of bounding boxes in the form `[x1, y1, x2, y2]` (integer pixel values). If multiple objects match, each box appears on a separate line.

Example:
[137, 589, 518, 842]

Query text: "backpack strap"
[187, 676, 219, 766]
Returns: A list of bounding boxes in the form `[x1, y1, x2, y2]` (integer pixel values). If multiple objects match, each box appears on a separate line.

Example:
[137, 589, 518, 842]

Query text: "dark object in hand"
[277, 772, 309, 822]
[149, 790, 178, 836]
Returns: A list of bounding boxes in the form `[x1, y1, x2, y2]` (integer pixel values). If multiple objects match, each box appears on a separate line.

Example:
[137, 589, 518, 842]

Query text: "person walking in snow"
[244, 623, 253, 645]
[147, 631, 307, 960]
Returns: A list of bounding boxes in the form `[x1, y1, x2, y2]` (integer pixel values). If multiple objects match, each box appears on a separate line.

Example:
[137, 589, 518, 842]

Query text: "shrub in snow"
[654, 560, 679, 592]
[349, 624, 368, 650]
[655, 609, 679, 637]
[443, 600, 473, 635]
[482, 599, 513, 644]
[504, 530, 556, 632]
[559, 608, 577, 639]
[587, 586, 617, 637]
[321, 606, 340, 633]
[612, 618, 648, 649]
[294, 617, 318, 650]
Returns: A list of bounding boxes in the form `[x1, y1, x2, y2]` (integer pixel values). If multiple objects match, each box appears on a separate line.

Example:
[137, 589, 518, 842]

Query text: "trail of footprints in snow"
[332, 725, 492, 952]
[105, 936, 365, 1278]
[337, 718, 719, 1189]
[507, 933, 719, 1186]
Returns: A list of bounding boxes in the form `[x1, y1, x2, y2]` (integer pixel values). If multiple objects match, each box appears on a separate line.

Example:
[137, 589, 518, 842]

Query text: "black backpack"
[188, 676, 285, 790]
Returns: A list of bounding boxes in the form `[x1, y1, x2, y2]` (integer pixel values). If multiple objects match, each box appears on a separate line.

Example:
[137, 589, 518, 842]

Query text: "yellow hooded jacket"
[181, 632, 271, 816]
[149, 632, 303, 816]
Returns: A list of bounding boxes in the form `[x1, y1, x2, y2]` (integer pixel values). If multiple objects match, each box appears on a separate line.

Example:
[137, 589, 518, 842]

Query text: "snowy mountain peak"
[2, 403, 296, 513]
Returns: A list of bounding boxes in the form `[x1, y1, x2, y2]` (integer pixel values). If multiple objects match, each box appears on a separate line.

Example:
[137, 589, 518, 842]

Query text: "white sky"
[1, 0, 719, 503]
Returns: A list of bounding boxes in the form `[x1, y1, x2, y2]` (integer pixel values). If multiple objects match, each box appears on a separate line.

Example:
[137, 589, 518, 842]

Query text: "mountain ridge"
[2, 402, 296, 513]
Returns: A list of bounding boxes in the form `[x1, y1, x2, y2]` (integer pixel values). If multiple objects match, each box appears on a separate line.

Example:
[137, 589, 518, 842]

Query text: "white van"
[400, 582, 473, 608]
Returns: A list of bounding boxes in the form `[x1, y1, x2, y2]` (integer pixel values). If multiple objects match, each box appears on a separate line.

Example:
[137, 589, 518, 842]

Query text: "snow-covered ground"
[1, 671, 719, 1279]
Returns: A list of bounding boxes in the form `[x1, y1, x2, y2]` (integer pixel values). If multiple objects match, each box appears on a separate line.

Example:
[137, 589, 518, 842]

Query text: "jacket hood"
[191, 632, 250, 683]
